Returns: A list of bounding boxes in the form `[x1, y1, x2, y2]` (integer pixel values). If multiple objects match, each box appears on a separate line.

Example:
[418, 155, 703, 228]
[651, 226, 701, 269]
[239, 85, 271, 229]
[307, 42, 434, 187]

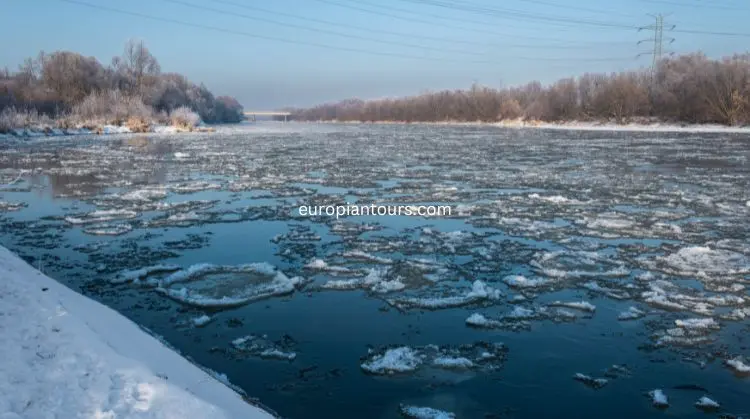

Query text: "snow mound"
[0, 245, 273, 419]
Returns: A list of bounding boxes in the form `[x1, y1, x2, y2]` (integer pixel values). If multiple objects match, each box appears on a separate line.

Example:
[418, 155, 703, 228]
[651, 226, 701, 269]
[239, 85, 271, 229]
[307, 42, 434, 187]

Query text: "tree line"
[0, 40, 244, 130]
[287, 52, 750, 126]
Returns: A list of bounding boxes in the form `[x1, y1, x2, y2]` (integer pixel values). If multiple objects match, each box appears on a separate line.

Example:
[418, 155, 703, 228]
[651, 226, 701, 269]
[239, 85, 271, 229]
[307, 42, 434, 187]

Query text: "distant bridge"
[244, 111, 291, 122]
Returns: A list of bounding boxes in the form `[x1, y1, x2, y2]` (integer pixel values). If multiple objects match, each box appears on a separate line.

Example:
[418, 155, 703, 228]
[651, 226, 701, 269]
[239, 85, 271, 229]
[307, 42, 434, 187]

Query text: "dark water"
[1, 123, 749, 419]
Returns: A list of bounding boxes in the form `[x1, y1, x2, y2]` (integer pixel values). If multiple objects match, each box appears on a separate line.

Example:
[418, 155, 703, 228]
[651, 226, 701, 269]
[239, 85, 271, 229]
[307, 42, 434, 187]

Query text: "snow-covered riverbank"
[0, 245, 274, 419]
[312, 119, 750, 134]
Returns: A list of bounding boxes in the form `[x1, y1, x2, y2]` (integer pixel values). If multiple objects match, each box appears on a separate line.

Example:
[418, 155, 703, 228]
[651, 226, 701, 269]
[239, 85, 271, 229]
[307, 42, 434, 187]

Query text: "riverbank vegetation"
[288, 53, 750, 126]
[0, 40, 244, 134]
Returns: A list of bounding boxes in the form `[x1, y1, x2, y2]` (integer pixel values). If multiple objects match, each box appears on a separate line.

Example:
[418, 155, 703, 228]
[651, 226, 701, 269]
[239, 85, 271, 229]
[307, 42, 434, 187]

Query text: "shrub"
[126, 116, 151, 133]
[72, 90, 153, 126]
[170, 106, 201, 130]
[0, 107, 53, 132]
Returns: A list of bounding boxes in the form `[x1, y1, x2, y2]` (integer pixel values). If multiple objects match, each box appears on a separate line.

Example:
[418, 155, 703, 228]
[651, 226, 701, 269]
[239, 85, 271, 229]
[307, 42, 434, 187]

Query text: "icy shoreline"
[311, 119, 750, 134]
[0, 245, 274, 419]
[0, 124, 216, 141]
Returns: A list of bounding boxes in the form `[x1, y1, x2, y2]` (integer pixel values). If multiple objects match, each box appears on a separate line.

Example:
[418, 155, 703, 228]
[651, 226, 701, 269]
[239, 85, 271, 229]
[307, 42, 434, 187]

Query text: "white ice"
[399, 405, 456, 419]
[360, 347, 423, 374]
[0, 245, 273, 419]
[649, 389, 669, 408]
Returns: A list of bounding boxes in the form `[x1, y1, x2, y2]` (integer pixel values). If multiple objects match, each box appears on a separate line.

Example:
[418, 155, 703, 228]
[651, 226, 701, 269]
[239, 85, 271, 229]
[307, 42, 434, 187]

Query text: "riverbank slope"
[0, 245, 274, 419]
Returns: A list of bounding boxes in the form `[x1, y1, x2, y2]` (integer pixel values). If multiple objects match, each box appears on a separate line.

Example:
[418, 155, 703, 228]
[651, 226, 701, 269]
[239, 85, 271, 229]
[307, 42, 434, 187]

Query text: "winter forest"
[288, 53, 750, 126]
[0, 40, 244, 132]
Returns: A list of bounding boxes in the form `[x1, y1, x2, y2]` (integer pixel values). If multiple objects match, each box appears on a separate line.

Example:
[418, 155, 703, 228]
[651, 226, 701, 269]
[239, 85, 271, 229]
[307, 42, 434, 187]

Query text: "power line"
[311, 0, 634, 43]
[211, 0, 637, 50]
[635, 0, 750, 11]
[392, 0, 640, 29]
[466, 0, 642, 18]
[54, 0, 638, 64]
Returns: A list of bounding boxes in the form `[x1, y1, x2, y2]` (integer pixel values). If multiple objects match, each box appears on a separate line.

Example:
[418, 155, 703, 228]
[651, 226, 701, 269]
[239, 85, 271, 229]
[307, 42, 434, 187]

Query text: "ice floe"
[231, 334, 297, 361]
[648, 389, 669, 408]
[694, 396, 720, 411]
[572, 373, 608, 389]
[361, 342, 508, 376]
[399, 405, 456, 419]
[157, 263, 308, 308]
[192, 315, 212, 327]
[65, 209, 139, 225]
[386, 280, 502, 310]
[617, 306, 646, 321]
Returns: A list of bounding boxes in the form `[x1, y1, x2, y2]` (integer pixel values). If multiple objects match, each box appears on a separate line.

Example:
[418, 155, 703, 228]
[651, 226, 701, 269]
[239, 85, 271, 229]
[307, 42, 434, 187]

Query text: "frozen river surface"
[1, 123, 749, 418]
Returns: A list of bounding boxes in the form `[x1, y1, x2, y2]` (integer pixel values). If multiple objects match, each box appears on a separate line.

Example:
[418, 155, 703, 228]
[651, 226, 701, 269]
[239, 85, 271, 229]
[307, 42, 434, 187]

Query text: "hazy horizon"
[4, 0, 750, 109]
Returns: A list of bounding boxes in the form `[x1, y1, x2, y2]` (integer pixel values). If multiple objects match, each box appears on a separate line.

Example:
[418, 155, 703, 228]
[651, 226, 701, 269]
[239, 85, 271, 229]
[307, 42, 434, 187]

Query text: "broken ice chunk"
[694, 396, 720, 411]
[387, 280, 502, 310]
[618, 306, 646, 321]
[726, 357, 750, 375]
[573, 373, 608, 389]
[548, 300, 596, 313]
[432, 356, 474, 370]
[648, 389, 669, 408]
[192, 315, 212, 327]
[361, 347, 423, 375]
[399, 405, 456, 419]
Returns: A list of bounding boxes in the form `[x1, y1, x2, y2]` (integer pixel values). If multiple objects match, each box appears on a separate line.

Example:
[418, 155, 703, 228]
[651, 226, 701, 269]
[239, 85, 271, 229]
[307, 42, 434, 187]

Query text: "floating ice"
[726, 357, 750, 374]
[573, 373, 608, 389]
[694, 396, 720, 411]
[65, 209, 139, 225]
[674, 318, 720, 330]
[654, 246, 750, 278]
[192, 315, 212, 327]
[371, 279, 406, 294]
[387, 280, 502, 310]
[502, 275, 549, 289]
[170, 181, 222, 194]
[399, 405, 456, 419]
[648, 389, 669, 408]
[0, 201, 26, 211]
[341, 250, 393, 264]
[432, 356, 474, 369]
[304, 259, 354, 274]
[361, 342, 507, 376]
[361, 347, 423, 374]
[530, 250, 630, 280]
[548, 300, 596, 313]
[110, 264, 182, 285]
[232, 334, 297, 361]
[82, 223, 133, 236]
[617, 306, 646, 321]
[157, 263, 307, 308]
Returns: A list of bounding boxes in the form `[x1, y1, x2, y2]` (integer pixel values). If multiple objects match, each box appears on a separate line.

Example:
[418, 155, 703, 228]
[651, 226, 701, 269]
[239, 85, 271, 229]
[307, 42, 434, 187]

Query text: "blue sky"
[3, 0, 749, 108]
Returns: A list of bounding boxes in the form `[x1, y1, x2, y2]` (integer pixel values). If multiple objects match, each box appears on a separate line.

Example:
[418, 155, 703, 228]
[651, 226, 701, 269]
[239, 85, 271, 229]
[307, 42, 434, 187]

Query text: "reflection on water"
[0, 124, 749, 419]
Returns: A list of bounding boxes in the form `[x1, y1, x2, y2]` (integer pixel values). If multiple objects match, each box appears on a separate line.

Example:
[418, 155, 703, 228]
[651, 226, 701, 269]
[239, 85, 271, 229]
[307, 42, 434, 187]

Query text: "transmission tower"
[637, 14, 675, 74]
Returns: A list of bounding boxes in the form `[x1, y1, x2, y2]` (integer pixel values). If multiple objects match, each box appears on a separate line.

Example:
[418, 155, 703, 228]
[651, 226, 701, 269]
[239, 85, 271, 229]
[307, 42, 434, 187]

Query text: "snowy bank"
[313, 119, 750, 134]
[0, 245, 274, 419]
